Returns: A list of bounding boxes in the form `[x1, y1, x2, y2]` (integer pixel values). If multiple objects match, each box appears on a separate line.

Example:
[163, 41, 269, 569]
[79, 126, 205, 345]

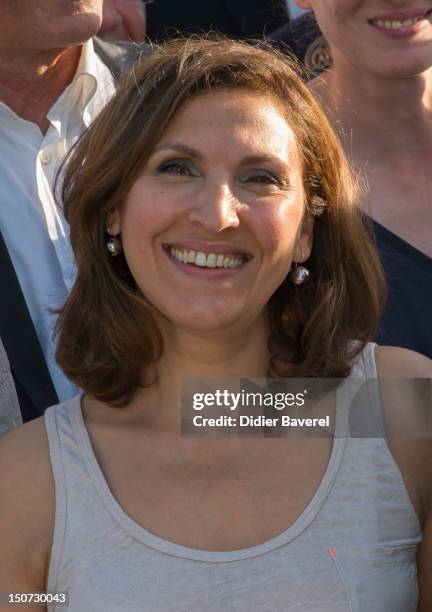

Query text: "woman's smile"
[110, 87, 311, 332]
[299, 0, 432, 77]
[164, 242, 252, 278]
[368, 8, 432, 38]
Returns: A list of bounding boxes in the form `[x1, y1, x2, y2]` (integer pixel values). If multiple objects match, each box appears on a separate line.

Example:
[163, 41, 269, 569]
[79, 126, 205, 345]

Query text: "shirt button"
[39, 149, 51, 164]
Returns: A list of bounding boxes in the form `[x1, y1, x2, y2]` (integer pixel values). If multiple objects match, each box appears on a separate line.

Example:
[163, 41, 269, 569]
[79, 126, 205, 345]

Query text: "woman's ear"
[295, 213, 314, 263]
[106, 209, 121, 235]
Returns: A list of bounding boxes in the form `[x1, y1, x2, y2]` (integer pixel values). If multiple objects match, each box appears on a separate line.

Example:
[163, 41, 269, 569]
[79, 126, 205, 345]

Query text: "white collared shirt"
[0, 39, 116, 402]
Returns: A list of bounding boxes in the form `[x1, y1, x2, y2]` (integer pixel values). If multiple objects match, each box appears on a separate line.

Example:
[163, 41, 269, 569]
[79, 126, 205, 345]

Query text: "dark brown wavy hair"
[56, 35, 385, 406]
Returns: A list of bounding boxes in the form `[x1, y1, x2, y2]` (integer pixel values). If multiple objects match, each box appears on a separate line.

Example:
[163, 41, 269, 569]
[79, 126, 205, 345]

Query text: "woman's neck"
[130, 315, 270, 432]
[312, 54, 432, 155]
[309, 53, 432, 255]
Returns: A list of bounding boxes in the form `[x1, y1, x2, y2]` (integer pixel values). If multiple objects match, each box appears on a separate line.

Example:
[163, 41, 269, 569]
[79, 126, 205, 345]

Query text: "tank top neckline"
[69, 382, 352, 563]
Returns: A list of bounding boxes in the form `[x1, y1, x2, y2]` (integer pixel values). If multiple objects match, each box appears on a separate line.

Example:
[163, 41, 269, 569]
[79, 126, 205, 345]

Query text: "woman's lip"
[164, 241, 252, 257]
[369, 9, 431, 21]
[369, 22, 428, 38]
[164, 249, 250, 278]
[368, 10, 432, 37]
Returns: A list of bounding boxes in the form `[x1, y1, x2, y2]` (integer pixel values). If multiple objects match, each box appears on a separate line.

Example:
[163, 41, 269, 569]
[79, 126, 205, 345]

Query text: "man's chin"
[61, 13, 102, 45]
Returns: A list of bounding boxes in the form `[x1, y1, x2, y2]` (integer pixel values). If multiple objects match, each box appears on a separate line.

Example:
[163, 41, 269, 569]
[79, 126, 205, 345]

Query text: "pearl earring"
[289, 250, 310, 285]
[106, 227, 122, 257]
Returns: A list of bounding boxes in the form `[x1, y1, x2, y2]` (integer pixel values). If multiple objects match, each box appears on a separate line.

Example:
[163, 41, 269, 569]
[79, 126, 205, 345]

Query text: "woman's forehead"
[153, 88, 302, 163]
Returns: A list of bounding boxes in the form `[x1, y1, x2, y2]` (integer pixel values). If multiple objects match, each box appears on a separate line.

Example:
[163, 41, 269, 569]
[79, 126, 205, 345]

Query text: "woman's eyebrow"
[152, 142, 203, 160]
[239, 154, 284, 165]
[152, 146, 285, 167]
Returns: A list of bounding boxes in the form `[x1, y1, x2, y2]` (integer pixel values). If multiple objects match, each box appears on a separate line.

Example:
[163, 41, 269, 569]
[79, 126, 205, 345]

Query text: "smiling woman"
[57, 36, 384, 405]
[0, 36, 431, 612]
[107, 89, 310, 337]
[291, 1, 432, 360]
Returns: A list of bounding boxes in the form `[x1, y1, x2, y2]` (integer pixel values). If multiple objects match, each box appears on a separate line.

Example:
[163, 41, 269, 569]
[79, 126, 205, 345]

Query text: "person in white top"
[0, 1, 142, 428]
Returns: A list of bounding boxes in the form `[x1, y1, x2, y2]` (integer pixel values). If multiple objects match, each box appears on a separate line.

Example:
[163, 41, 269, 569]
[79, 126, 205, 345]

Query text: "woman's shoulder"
[372, 346, 432, 526]
[373, 345, 431, 443]
[0, 416, 55, 593]
[375, 345, 432, 377]
[0, 414, 53, 487]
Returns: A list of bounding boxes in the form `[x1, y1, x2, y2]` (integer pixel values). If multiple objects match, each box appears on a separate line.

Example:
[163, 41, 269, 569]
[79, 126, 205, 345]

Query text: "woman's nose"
[187, 181, 240, 233]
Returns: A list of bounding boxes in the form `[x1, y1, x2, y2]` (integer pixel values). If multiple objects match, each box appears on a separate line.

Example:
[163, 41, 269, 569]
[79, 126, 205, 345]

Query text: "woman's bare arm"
[0, 418, 54, 612]
[375, 346, 432, 611]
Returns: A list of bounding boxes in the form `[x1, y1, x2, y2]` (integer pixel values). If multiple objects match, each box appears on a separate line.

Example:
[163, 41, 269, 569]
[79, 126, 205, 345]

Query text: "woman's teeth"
[371, 15, 425, 29]
[170, 247, 245, 269]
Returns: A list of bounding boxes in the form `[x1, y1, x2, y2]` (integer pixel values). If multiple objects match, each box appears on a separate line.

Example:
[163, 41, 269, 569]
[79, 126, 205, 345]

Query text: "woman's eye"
[157, 159, 200, 176]
[240, 170, 281, 186]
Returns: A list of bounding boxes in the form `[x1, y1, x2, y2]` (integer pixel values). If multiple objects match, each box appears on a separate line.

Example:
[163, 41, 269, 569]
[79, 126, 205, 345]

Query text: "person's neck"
[0, 45, 82, 135]
[313, 54, 432, 157]
[132, 316, 270, 432]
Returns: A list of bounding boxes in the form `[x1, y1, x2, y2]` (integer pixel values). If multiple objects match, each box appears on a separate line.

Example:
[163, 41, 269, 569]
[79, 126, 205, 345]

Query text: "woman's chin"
[367, 51, 432, 78]
[160, 303, 255, 337]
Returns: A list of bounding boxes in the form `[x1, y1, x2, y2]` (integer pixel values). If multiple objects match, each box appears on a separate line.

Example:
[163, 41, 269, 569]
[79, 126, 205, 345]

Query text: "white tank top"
[44, 343, 421, 611]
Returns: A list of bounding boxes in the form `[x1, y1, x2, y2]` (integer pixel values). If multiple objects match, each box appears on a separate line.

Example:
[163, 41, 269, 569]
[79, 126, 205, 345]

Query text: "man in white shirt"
[0, 1, 138, 427]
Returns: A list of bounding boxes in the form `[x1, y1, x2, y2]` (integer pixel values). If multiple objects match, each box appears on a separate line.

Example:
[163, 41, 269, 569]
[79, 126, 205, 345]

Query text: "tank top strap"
[357, 341, 378, 378]
[44, 395, 86, 598]
[334, 343, 387, 438]
[354, 342, 388, 438]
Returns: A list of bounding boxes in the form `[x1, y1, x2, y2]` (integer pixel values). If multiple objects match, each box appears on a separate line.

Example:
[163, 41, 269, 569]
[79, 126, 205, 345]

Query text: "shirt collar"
[47, 38, 116, 130]
[0, 39, 116, 132]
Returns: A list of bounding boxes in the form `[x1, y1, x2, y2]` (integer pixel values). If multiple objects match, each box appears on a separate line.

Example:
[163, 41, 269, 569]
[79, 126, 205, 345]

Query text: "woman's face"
[110, 88, 312, 335]
[296, 1, 432, 77]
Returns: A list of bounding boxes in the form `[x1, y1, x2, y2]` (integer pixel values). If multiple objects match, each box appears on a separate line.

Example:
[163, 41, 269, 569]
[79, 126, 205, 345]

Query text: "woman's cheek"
[258, 202, 302, 256]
